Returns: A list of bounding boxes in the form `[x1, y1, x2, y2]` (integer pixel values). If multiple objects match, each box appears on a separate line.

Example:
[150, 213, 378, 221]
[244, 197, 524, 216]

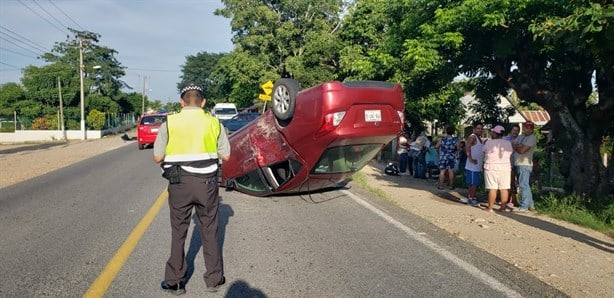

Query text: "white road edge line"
[342, 190, 522, 298]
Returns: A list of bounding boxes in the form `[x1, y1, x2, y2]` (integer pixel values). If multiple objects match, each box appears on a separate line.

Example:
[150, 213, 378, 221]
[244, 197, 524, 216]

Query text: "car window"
[215, 108, 237, 115]
[311, 144, 383, 174]
[234, 170, 268, 193]
[141, 115, 166, 125]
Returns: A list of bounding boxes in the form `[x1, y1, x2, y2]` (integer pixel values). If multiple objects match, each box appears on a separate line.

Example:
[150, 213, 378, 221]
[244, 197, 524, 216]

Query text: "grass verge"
[351, 172, 390, 200]
[536, 193, 614, 237]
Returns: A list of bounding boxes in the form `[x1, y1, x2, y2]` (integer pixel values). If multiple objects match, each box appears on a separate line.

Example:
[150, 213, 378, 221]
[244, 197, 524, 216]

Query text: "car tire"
[138, 143, 145, 150]
[272, 78, 298, 123]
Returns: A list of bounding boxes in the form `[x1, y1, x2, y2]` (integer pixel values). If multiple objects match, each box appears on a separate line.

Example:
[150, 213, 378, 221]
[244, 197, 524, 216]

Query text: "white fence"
[0, 124, 134, 143]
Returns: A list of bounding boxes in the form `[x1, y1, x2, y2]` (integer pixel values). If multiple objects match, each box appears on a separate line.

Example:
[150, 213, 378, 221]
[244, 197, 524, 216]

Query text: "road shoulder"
[357, 161, 613, 297]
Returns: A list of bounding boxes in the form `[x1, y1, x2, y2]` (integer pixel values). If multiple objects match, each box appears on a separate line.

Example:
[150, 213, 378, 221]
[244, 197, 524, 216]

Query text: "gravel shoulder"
[1, 134, 612, 297]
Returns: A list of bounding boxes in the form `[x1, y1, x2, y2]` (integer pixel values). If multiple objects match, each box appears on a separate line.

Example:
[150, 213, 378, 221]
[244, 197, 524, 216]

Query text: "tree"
[38, 28, 129, 111]
[208, 49, 274, 109]
[0, 83, 26, 115]
[348, 0, 613, 197]
[339, 0, 466, 132]
[21, 63, 77, 111]
[163, 102, 181, 113]
[179, 52, 227, 103]
[215, 0, 347, 90]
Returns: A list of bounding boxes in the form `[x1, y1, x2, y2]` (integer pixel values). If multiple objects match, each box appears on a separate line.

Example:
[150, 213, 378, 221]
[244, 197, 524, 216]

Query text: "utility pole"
[141, 76, 149, 116]
[79, 37, 86, 140]
[141, 76, 146, 116]
[57, 77, 66, 141]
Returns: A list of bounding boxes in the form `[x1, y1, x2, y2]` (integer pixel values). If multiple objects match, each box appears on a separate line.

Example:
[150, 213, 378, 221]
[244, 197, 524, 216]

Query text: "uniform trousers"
[165, 174, 223, 287]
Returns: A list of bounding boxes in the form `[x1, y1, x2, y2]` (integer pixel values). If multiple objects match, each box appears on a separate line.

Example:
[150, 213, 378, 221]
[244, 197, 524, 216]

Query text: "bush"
[66, 119, 79, 130]
[31, 117, 52, 130]
[86, 109, 105, 130]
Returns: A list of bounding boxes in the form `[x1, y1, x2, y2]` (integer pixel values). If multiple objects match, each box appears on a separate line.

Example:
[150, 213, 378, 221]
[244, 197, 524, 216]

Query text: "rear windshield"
[215, 108, 237, 115]
[311, 144, 383, 174]
[140, 115, 166, 125]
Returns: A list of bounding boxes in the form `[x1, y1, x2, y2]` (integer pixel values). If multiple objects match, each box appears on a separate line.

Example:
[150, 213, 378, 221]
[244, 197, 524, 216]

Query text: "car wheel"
[138, 143, 145, 150]
[272, 78, 298, 123]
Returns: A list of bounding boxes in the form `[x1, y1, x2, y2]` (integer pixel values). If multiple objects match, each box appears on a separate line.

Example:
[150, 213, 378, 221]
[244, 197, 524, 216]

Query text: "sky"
[0, 0, 234, 103]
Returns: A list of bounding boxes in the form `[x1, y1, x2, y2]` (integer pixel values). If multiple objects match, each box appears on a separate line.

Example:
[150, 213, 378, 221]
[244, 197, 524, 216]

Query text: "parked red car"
[221, 79, 405, 196]
[137, 114, 166, 150]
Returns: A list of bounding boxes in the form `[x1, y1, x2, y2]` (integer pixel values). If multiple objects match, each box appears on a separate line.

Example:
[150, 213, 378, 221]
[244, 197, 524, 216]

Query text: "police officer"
[153, 83, 230, 295]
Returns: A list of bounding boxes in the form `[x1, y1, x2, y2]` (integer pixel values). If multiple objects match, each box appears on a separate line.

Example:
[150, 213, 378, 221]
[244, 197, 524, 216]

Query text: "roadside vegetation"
[536, 193, 614, 237]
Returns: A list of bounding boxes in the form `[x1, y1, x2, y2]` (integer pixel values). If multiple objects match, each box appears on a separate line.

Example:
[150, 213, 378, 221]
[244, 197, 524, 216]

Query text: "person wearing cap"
[512, 121, 538, 212]
[482, 125, 514, 212]
[153, 83, 230, 294]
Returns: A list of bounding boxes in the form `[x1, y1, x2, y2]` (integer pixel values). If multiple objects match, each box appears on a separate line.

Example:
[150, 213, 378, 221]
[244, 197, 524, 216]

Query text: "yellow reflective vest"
[164, 109, 220, 168]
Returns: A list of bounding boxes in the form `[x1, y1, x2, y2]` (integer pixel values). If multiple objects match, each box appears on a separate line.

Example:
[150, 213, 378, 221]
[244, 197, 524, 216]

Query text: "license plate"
[364, 110, 381, 122]
[151, 128, 159, 132]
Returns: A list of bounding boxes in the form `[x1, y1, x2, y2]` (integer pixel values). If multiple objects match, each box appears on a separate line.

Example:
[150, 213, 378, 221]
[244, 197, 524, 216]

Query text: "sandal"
[437, 186, 444, 190]
[449, 186, 456, 190]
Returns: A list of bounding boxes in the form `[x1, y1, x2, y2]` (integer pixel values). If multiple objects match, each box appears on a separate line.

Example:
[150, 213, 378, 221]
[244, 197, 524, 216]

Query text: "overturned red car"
[221, 79, 405, 196]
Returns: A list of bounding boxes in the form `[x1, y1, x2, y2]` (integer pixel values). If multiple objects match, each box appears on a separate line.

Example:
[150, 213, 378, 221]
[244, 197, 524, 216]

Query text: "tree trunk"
[511, 83, 612, 199]
[550, 100, 611, 199]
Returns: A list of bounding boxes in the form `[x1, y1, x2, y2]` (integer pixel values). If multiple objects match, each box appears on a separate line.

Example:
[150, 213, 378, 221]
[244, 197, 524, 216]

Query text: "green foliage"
[86, 109, 105, 130]
[215, 0, 345, 94]
[65, 118, 79, 130]
[537, 193, 614, 237]
[340, 0, 614, 196]
[179, 52, 227, 101]
[149, 100, 163, 112]
[163, 102, 181, 113]
[208, 50, 272, 109]
[0, 83, 26, 114]
[119, 92, 143, 115]
[88, 93, 120, 114]
[42, 28, 128, 99]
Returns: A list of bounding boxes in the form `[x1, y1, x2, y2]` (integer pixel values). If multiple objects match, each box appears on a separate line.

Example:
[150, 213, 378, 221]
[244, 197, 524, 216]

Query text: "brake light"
[315, 111, 346, 137]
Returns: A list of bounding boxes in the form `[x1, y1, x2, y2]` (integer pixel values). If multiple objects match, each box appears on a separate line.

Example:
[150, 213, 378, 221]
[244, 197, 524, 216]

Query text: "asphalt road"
[0, 145, 563, 297]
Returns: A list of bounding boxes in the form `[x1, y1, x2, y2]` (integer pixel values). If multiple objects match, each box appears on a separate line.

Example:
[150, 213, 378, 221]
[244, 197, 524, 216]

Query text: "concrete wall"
[0, 124, 134, 143]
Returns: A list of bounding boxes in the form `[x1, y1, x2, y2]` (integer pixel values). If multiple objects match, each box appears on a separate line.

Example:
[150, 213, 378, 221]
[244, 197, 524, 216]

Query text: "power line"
[0, 25, 50, 53]
[17, 0, 68, 36]
[47, 0, 84, 30]
[127, 67, 181, 73]
[32, 0, 71, 32]
[0, 47, 39, 59]
[0, 36, 43, 57]
[0, 61, 23, 69]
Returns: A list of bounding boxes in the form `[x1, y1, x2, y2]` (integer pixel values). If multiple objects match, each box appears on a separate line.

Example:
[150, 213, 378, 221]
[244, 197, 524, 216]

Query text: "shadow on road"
[0, 142, 67, 154]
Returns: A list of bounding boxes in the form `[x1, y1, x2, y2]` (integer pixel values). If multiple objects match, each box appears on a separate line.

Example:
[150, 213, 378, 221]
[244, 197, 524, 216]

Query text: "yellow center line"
[84, 190, 168, 298]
